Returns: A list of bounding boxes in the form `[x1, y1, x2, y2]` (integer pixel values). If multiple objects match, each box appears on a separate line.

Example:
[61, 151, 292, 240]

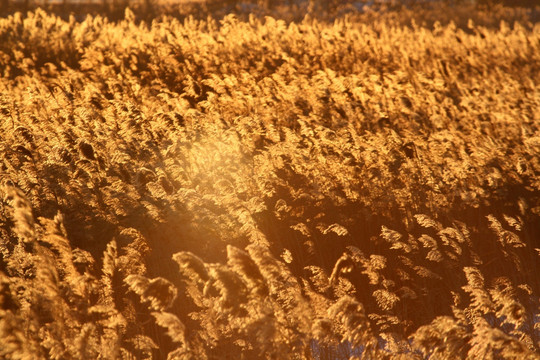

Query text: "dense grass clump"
[0, 3, 539, 359]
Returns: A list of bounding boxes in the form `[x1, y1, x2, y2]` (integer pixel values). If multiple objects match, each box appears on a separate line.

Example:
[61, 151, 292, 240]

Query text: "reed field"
[0, 1, 539, 359]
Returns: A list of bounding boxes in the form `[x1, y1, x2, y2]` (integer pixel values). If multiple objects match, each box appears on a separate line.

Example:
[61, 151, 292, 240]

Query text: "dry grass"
[0, 3, 539, 359]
